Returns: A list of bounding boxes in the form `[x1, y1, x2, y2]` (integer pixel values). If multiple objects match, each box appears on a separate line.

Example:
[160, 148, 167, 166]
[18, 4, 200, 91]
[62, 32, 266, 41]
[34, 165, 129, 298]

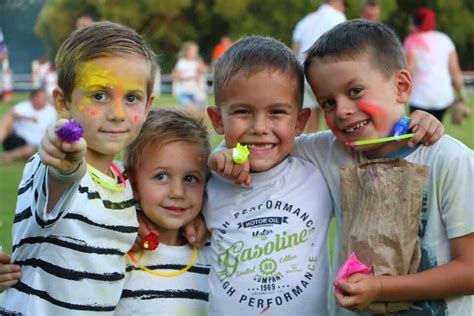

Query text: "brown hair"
[213, 35, 304, 107]
[304, 19, 407, 79]
[55, 21, 157, 101]
[123, 107, 211, 180]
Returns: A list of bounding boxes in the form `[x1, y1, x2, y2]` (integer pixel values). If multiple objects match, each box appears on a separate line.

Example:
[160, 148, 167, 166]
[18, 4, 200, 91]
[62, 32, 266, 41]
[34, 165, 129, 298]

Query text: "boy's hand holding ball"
[39, 119, 87, 183]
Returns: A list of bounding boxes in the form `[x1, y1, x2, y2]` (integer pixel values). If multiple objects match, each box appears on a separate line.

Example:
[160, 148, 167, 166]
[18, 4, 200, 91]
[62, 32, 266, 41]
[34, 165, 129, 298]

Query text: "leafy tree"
[35, 0, 474, 72]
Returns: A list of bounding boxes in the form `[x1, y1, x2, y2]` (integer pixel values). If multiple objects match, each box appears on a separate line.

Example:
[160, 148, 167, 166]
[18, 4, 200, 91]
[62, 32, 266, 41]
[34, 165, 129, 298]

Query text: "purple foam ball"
[55, 120, 84, 143]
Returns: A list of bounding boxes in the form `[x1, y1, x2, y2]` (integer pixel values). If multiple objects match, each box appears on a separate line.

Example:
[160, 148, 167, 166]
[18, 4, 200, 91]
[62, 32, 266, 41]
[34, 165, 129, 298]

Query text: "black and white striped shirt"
[116, 243, 210, 315]
[0, 155, 138, 315]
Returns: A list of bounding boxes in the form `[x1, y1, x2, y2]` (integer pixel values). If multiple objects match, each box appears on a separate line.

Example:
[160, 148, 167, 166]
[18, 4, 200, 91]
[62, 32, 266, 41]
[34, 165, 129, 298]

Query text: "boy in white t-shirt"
[299, 19, 474, 316]
[0, 89, 57, 163]
[204, 35, 333, 315]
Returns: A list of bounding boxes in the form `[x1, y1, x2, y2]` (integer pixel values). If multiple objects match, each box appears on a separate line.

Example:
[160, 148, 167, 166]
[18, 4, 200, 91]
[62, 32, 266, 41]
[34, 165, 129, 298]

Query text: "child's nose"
[110, 91, 126, 120]
[336, 99, 356, 118]
[251, 115, 269, 134]
[169, 180, 184, 199]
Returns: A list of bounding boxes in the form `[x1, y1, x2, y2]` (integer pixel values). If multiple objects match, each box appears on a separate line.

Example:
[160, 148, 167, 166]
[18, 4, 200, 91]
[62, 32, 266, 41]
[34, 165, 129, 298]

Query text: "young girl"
[172, 41, 209, 114]
[116, 108, 211, 315]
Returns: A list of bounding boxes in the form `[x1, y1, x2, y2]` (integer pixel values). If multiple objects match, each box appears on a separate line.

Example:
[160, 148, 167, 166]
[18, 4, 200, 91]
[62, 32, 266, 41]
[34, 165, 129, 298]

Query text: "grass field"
[0, 93, 473, 254]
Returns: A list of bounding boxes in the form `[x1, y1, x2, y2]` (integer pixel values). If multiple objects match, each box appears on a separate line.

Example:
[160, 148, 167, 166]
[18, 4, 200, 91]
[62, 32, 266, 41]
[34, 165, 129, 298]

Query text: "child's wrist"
[212, 145, 228, 153]
[49, 160, 86, 183]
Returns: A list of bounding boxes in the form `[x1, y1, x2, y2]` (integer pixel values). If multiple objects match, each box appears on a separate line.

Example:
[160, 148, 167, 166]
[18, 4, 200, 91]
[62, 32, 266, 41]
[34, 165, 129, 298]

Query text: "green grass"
[1, 93, 473, 254]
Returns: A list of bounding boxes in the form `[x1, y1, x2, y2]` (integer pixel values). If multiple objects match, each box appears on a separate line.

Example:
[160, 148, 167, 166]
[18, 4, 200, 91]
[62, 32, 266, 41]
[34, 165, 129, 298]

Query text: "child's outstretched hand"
[208, 148, 252, 186]
[407, 110, 444, 147]
[334, 273, 382, 312]
[39, 119, 87, 181]
[0, 252, 21, 292]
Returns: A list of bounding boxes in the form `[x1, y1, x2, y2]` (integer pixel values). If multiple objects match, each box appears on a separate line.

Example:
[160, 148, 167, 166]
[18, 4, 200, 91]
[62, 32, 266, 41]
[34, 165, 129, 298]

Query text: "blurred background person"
[404, 7, 467, 122]
[1, 67, 13, 104]
[31, 56, 50, 90]
[292, 0, 346, 132]
[75, 15, 95, 29]
[0, 89, 56, 163]
[360, 0, 380, 22]
[172, 41, 209, 115]
[43, 63, 57, 103]
[211, 35, 233, 66]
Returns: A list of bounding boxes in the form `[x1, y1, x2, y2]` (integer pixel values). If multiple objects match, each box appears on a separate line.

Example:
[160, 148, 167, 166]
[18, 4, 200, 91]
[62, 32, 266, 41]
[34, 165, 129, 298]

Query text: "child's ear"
[295, 108, 311, 136]
[395, 70, 412, 104]
[145, 95, 154, 114]
[53, 87, 71, 119]
[207, 106, 225, 135]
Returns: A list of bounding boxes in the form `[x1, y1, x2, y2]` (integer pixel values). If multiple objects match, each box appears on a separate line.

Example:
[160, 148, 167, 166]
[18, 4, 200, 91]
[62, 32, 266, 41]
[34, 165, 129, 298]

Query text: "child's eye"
[184, 175, 200, 183]
[126, 94, 140, 103]
[320, 99, 336, 111]
[92, 92, 107, 102]
[270, 109, 287, 115]
[348, 87, 363, 97]
[154, 173, 169, 182]
[232, 108, 251, 115]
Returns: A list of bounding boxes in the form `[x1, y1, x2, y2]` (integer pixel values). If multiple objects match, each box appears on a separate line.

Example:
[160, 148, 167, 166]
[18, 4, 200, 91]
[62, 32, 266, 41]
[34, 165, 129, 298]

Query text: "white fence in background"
[1, 72, 474, 95]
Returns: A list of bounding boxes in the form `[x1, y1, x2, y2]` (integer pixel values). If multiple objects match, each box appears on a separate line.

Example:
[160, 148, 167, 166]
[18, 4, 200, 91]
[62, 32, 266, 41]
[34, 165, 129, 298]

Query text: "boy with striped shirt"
[0, 21, 156, 315]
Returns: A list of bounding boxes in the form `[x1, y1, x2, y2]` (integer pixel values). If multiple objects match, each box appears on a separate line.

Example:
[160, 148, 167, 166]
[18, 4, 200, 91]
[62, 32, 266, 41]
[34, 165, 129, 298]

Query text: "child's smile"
[209, 70, 309, 172]
[307, 56, 410, 156]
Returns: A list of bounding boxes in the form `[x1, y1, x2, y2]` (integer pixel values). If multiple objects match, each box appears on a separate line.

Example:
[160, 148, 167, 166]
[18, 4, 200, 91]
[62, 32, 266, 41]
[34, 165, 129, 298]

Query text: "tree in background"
[34, 0, 474, 73]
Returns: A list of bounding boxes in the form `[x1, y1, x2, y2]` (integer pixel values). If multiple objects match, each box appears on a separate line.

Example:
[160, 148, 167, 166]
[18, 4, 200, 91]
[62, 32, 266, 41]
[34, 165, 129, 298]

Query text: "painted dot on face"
[90, 109, 99, 116]
[133, 114, 139, 123]
[357, 101, 388, 131]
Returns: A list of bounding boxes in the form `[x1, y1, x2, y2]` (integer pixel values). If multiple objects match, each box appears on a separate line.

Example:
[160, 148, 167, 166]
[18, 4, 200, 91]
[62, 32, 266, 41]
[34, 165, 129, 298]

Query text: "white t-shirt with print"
[203, 156, 333, 315]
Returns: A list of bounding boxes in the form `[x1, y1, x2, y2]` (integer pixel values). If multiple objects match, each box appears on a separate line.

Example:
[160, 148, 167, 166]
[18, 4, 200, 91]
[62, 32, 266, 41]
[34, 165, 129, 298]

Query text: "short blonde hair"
[55, 21, 158, 101]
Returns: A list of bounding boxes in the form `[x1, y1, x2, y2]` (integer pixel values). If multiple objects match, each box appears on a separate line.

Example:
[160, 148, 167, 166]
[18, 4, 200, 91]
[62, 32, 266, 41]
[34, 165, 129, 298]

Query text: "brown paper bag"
[340, 158, 428, 314]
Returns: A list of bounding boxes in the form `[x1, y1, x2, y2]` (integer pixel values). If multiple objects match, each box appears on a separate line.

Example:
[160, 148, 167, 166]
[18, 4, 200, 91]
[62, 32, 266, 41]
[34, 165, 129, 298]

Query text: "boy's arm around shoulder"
[39, 120, 87, 213]
[407, 110, 444, 147]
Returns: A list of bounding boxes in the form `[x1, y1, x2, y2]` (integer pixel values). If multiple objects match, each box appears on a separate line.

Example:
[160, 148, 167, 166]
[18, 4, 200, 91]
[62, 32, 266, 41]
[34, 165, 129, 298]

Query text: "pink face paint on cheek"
[357, 101, 388, 131]
[90, 109, 99, 116]
[133, 115, 140, 123]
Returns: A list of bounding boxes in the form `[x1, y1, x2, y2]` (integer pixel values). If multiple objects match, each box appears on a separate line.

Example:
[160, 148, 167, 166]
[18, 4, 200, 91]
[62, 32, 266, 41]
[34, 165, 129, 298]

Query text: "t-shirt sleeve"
[438, 143, 474, 239]
[16, 154, 80, 227]
[292, 132, 331, 168]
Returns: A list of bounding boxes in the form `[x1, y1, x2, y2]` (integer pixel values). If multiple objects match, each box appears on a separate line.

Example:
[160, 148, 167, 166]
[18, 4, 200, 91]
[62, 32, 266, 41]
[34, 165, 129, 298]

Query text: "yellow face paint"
[74, 59, 147, 113]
